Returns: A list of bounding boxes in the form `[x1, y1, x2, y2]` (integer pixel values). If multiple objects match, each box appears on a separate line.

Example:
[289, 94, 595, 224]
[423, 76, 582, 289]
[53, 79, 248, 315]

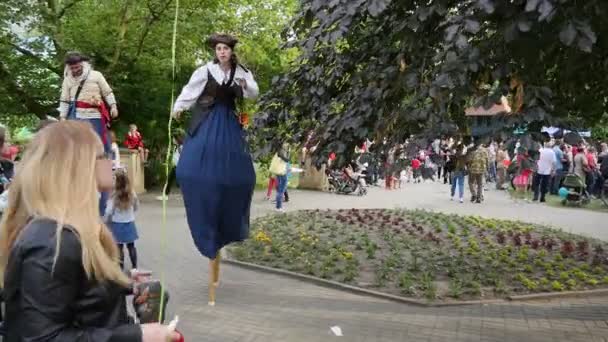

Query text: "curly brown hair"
[113, 171, 134, 211]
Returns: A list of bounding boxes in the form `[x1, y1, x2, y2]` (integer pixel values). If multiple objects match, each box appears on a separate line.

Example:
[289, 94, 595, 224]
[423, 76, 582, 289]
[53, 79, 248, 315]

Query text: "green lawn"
[508, 189, 608, 213]
[544, 195, 608, 213]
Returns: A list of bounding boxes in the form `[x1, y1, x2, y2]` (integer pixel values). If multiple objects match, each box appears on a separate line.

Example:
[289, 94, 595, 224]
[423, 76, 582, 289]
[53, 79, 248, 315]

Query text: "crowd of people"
[336, 135, 608, 205]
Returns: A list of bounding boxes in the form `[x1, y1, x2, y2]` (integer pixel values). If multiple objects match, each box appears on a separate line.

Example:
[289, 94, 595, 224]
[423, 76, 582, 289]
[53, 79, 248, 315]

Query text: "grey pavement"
[136, 182, 608, 341]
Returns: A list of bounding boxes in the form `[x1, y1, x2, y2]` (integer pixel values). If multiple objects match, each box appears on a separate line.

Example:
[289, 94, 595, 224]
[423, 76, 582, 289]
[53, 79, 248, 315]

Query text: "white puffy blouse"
[173, 62, 259, 113]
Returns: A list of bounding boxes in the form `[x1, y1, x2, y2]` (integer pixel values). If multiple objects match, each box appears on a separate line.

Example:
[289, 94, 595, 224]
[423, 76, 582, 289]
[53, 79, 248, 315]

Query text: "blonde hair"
[0, 121, 129, 286]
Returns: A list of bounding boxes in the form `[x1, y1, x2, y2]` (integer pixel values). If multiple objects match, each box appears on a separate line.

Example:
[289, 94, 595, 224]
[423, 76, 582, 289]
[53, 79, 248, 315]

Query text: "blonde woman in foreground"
[0, 121, 178, 341]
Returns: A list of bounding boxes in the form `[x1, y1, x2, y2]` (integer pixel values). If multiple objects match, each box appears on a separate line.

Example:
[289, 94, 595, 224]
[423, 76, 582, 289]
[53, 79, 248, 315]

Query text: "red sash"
[75, 101, 110, 144]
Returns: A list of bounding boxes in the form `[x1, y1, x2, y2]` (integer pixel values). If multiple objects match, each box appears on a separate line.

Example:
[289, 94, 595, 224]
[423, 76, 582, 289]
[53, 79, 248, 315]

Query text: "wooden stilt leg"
[208, 258, 216, 306]
[213, 252, 221, 288]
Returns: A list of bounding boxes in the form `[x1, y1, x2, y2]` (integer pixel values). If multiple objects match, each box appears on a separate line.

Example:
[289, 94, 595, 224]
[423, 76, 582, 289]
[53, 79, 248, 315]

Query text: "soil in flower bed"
[228, 209, 608, 302]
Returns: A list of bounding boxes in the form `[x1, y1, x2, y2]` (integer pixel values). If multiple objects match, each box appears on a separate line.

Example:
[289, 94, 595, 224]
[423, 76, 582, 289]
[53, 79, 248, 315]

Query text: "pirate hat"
[206, 33, 238, 49]
[64, 51, 89, 65]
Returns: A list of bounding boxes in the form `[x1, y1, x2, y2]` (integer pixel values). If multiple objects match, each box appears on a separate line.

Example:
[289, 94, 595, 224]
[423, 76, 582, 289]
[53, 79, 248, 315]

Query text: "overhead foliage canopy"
[255, 0, 607, 158]
[0, 0, 296, 146]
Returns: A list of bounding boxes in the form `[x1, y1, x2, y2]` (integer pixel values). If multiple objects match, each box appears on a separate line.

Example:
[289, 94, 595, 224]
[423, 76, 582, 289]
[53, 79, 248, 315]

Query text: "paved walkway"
[136, 183, 608, 341]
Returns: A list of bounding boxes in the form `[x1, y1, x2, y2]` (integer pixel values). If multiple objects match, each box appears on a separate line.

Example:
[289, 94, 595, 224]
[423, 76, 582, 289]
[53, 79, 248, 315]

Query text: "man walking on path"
[534, 142, 556, 202]
[496, 144, 509, 190]
[551, 142, 565, 195]
[468, 143, 489, 203]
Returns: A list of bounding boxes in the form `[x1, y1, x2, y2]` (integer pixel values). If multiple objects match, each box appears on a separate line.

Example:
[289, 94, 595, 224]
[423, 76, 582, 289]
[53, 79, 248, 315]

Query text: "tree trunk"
[109, 0, 136, 72]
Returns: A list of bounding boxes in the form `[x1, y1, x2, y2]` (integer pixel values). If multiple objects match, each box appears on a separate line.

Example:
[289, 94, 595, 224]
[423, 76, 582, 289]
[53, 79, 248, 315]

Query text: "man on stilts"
[58, 51, 119, 215]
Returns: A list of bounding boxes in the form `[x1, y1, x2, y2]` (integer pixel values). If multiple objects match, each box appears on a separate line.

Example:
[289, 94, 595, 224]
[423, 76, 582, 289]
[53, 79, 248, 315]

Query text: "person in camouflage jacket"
[468, 144, 489, 203]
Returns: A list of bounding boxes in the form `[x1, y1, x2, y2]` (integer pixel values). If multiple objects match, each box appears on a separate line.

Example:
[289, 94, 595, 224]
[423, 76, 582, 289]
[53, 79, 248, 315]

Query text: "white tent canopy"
[541, 126, 591, 138]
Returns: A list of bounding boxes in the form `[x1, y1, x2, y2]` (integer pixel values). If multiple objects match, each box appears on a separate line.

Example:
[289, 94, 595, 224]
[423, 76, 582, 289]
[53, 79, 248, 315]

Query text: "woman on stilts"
[172, 33, 259, 305]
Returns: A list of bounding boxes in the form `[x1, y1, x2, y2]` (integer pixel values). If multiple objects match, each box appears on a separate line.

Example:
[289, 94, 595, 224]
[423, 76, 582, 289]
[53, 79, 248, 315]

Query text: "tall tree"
[0, 0, 297, 142]
[254, 0, 608, 160]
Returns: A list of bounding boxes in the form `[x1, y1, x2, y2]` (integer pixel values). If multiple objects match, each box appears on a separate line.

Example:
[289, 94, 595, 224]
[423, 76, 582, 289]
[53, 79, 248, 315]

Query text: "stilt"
[213, 252, 221, 288]
[208, 258, 217, 306]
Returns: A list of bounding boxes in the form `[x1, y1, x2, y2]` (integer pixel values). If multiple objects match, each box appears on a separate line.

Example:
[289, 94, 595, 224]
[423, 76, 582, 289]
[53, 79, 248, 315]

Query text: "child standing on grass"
[104, 170, 139, 270]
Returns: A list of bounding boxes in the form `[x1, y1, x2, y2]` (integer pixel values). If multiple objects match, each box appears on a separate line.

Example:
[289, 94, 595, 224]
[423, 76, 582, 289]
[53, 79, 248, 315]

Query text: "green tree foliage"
[0, 0, 296, 148]
[255, 0, 607, 159]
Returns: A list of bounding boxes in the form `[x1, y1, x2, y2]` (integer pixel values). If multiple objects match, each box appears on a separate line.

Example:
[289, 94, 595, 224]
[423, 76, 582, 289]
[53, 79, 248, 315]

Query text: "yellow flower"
[342, 251, 354, 260]
[254, 230, 272, 244]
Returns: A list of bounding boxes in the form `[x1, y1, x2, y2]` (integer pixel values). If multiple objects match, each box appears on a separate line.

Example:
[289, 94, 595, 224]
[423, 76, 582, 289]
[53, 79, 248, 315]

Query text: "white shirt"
[0, 190, 8, 213]
[537, 147, 556, 175]
[173, 62, 259, 113]
[104, 194, 139, 223]
[172, 145, 182, 167]
[111, 143, 121, 170]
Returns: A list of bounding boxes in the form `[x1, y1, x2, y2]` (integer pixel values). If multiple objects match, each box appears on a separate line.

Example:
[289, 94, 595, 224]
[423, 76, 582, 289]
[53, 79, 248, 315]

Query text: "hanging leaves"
[517, 20, 532, 32]
[254, 0, 607, 161]
[478, 0, 495, 14]
[525, 0, 540, 12]
[464, 20, 481, 34]
[367, 0, 389, 17]
[537, 0, 554, 22]
[559, 22, 576, 46]
[445, 24, 460, 42]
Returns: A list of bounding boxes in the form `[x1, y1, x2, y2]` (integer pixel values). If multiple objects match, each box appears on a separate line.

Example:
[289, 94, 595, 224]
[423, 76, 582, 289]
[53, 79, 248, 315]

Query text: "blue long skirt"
[176, 103, 255, 259]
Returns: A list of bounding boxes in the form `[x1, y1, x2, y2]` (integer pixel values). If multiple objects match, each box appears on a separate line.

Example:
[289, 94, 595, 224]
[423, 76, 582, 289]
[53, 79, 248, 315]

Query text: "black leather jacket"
[3, 218, 142, 341]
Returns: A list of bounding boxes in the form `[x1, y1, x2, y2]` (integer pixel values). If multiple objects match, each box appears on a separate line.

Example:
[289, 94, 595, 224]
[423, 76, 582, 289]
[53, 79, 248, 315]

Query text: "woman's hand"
[172, 111, 182, 120]
[237, 78, 247, 90]
[141, 323, 181, 342]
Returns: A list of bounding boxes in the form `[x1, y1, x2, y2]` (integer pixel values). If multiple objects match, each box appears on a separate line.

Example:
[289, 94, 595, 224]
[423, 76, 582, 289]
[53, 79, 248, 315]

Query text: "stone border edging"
[223, 256, 608, 307]
[223, 257, 506, 307]
[507, 288, 608, 301]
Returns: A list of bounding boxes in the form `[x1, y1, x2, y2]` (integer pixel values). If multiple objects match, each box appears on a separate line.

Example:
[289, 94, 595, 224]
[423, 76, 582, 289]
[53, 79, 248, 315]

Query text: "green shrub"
[551, 281, 564, 291]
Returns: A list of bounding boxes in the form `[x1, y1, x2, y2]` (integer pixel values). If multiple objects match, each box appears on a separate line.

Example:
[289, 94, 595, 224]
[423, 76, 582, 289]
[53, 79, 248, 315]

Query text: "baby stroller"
[560, 174, 591, 207]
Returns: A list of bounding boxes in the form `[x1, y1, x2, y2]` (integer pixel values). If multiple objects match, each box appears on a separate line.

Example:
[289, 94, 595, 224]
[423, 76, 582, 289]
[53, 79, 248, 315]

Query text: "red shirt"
[411, 159, 421, 170]
[587, 153, 597, 169]
[1, 145, 19, 161]
[124, 131, 144, 149]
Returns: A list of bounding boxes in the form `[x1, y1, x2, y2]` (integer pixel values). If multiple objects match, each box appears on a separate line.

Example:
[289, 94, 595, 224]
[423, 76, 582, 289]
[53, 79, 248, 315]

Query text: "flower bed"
[228, 209, 608, 301]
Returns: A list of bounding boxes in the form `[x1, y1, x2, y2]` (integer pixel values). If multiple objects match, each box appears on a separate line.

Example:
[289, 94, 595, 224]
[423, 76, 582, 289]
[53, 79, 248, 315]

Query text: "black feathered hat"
[206, 33, 238, 49]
